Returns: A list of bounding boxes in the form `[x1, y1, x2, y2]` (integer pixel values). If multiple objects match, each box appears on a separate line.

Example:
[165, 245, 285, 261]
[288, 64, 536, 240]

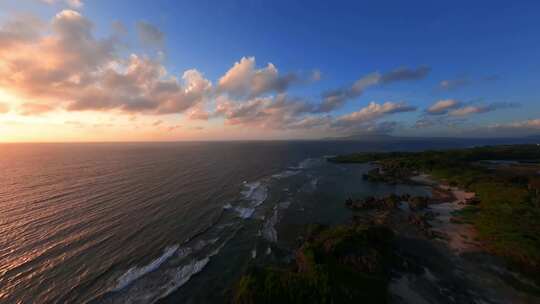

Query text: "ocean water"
[0, 141, 439, 303]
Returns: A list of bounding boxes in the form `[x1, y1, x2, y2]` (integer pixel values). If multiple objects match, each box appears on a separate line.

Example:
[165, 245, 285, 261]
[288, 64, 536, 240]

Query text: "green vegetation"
[233, 225, 394, 304]
[331, 145, 540, 280]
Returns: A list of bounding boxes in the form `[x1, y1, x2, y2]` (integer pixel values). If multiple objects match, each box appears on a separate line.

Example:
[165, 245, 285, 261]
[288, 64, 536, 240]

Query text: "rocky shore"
[234, 145, 540, 303]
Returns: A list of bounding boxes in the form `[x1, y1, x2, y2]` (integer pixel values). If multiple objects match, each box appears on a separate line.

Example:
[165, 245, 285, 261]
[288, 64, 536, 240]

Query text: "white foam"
[241, 182, 268, 207]
[241, 181, 260, 198]
[251, 249, 257, 259]
[158, 244, 225, 302]
[272, 170, 300, 179]
[114, 244, 179, 291]
[223, 203, 232, 210]
[234, 207, 255, 219]
[262, 208, 278, 242]
[266, 247, 272, 255]
[297, 158, 319, 169]
[193, 238, 219, 251]
[161, 258, 210, 298]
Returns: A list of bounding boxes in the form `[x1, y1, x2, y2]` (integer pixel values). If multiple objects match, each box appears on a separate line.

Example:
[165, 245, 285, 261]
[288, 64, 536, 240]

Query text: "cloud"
[136, 21, 164, 49]
[379, 66, 431, 84]
[415, 117, 435, 128]
[363, 121, 399, 135]
[311, 70, 322, 82]
[427, 99, 462, 115]
[0, 11, 211, 116]
[439, 74, 500, 91]
[215, 64, 424, 122]
[0, 14, 43, 48]
[66, 0, 83, 8]
[215, 94, 308, 129]
[214, 96, 415, 135]
[286, 115, 333, 130]
[152, 120, 163, 126]
[316, 66, 429, 113]
[439, 77, 470, 90]
[217, 57, 314, 98]
[423, 100, 519, 129]
[0, 102, 9, 113]
[167, 124, 181, 132]
[0, 10, 428, 138]
[317, 72, 380, 113]
[333, 101, 416, 130]
[18, 103, 54, 116]
[448, 102, 519, 117]
[186, 105, 210, 120]
[414, 116, 467, 129]
[41, 0, 84, 8]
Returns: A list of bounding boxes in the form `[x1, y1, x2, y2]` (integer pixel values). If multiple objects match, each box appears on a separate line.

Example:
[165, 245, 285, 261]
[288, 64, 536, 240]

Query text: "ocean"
[0, 140, 469, 303]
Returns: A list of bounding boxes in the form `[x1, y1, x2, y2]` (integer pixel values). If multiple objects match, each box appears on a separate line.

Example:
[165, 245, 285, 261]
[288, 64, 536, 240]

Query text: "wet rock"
[408, 214, 432, 230]
[465, 197, 481, 205]
[346, 194, 430, 212]
[407, 196, 430, 211]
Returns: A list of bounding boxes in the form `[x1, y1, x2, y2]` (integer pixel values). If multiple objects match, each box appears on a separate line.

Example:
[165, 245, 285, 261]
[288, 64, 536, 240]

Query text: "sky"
[0, 0, 539, 142]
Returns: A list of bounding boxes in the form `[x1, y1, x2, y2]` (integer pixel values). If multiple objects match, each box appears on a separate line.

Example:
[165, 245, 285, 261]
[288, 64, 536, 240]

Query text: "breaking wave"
[241, 181, 268, 207]
[113, 245, 179, 291]
[233, 207, 255, 219]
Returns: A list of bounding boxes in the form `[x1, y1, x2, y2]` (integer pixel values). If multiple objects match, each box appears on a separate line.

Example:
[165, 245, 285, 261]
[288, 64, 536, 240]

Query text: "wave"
[113, 244, 179, 291]
[99, 234, 232, 304]
[272, 170, 300, 179]
[289, 157, 321, 170]
[156, 237, 230, 302]
[158, 256, 211, 301]
[241, 181, 260, 198]
[233, 207, 255, 219]
[262, 207, 279, 242]
[241, 181, 268, 207]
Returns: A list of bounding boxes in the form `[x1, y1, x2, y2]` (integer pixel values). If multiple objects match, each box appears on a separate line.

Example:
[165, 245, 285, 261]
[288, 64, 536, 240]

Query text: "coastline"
[233, 145, 540, 303]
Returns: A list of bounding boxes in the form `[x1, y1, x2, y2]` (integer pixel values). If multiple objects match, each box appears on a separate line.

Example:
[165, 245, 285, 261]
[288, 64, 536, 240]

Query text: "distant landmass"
[322, 134, 540, 146]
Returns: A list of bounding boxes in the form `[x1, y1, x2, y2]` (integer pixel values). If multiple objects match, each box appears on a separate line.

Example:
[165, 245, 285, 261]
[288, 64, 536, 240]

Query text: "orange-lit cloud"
[0, 9, 431, 142]
[0, 10, 211, 118]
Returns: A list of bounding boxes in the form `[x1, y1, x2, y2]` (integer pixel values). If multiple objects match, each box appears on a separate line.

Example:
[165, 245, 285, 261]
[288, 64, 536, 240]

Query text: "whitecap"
[160, 257, 210, 299]
[113, 244, 179, 291]
[157, 244, 225, 302]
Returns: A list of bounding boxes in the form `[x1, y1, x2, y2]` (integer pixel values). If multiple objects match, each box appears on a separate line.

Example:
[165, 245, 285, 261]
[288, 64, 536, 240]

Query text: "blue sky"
[0, 0, 539, 141]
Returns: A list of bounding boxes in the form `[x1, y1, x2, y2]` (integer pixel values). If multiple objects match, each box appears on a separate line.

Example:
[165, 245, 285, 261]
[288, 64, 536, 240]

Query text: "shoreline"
[233, 146, 540, 303]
